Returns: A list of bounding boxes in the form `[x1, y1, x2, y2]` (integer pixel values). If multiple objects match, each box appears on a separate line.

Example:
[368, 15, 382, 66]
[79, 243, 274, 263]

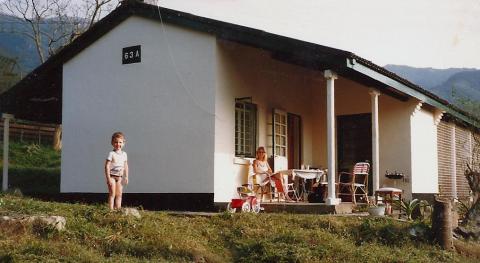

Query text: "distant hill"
[385, 64, 480, 104]
[0, 14, 43, 72]
[0, 13, 79, 73]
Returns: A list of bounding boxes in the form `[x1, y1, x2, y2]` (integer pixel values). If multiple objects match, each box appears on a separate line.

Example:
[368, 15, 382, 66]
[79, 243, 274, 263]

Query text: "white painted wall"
[378, 97, 415, 198]
[61, 16, 216, 193]
[411, 106, 439, 194]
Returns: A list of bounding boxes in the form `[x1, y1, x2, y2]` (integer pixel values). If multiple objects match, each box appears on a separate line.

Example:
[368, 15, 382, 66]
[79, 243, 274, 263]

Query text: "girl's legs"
[107, 178, 116, 210]
[114, 179, 123, 209]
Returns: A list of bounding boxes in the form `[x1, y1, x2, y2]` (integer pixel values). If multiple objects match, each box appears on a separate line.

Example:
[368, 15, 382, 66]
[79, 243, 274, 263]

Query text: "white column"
[369, 90, 380, 193]
[324, 70, 341, 205]
[2, 113, 14, 192]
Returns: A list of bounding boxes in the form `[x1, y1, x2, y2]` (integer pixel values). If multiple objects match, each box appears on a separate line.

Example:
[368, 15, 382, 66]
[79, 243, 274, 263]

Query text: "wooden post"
[432, 197, 453, 250]
[53, 124, 62, 151]
[2, 113, 14, 192]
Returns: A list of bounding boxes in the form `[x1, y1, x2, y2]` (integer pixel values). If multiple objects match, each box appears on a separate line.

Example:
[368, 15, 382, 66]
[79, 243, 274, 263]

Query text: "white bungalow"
[1, 1, 478, 210]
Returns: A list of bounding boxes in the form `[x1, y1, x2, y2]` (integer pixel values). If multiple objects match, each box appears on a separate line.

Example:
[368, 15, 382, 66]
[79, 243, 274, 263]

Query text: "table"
[375, 187, 403, 215]
[279, 169, 325, 201]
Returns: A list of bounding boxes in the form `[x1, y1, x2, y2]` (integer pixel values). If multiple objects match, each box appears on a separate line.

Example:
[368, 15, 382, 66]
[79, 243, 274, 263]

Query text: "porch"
[214, 39, 429, 205]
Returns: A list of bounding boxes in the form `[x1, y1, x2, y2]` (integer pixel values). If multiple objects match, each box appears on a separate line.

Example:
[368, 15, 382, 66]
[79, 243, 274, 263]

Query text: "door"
[272, 109, 288, 172]
[287, 113, 302, 169]
[337, 113, 372, 193]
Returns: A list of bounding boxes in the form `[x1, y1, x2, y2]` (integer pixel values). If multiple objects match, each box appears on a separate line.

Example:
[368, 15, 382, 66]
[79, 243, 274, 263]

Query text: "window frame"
[235, 98, 257, 158]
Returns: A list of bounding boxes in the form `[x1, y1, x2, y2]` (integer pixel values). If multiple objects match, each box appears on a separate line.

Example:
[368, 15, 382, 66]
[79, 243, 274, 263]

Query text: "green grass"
[0, 142, 478, 262]
[1, 194, 478, 262]
[0, 141, 60, 193]
[1, 141, 61, 168]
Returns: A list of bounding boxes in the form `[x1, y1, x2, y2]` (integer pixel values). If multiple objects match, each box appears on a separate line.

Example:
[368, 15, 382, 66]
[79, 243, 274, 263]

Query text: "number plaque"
[122, 45, 141, 64]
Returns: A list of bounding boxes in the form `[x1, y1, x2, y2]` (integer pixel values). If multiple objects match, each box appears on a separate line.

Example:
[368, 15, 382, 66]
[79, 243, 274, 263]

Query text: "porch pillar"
[369, 90, 380, 193]
[2, 113, 14, 192]
[324, 70, 341, 205]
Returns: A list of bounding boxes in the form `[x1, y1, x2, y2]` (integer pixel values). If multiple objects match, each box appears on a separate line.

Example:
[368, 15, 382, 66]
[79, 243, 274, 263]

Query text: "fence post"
[2, 113, 14, 192]
[53, 124, 62, 151]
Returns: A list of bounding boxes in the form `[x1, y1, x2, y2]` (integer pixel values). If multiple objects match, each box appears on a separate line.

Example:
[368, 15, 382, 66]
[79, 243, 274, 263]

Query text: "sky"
[98, 0, 480, 69]
[62, 0, 480, 69]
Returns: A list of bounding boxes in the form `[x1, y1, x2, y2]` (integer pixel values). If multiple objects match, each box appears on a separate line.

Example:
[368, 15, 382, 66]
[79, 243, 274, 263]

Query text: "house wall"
[455, 125, 473, 199]
[378, 96, 415, 198]
[62, 17, 216, 193]
[437, 121, 454, 198]
[436, 119, 477, 200]
[410, 106, 439, 195]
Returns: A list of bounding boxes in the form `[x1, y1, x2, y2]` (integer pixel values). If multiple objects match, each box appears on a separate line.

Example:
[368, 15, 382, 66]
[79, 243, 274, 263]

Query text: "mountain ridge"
[384, 64, 480, 105]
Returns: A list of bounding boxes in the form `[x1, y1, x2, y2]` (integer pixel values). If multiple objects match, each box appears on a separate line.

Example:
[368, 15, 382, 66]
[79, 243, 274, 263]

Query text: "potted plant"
[368, 203, 386, 216]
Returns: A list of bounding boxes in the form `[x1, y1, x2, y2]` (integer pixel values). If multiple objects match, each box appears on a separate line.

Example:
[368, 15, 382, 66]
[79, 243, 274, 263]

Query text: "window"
[235, 98, 257, 157]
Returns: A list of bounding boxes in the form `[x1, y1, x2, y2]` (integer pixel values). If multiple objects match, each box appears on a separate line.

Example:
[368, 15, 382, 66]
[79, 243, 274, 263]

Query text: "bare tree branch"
[1, 0, 119, 64]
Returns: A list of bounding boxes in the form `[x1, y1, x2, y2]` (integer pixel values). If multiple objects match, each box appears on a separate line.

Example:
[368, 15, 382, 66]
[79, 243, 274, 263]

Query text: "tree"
[455, 130, 480, 239]
[464, 134, 480, 225]
[450, 83, 480, 120]
[0, 0, 119, 63]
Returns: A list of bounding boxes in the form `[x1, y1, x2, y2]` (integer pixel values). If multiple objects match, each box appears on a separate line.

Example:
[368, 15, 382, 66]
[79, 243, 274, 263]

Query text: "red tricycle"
[226, 186, 261, 213]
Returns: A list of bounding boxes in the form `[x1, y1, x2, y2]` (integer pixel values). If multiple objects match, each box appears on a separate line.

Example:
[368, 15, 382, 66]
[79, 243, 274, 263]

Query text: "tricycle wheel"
[241, 202, 251, 212]
[251, 198, 261, 214]
[226, 202, 236, 213]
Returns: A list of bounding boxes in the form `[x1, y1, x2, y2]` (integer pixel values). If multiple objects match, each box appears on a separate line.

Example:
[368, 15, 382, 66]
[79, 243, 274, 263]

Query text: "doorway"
[287, 113, 302, 169]
[337, 113, 372, 194]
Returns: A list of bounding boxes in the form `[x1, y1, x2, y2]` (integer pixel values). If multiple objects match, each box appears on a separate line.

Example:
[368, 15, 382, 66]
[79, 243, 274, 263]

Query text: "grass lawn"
[0, 142, 479, 262]
[0, 142, 60, 193]
[1, 194, 479, 262]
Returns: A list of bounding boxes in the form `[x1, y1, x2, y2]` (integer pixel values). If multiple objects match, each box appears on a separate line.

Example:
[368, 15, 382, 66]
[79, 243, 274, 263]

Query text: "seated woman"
[253, 146, 292, 201]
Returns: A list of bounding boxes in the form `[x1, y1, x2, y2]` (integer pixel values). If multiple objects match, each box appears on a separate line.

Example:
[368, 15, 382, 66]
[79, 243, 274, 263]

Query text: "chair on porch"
[286, 175, 299, 202]
[336, 162, 370, 204]
[253, 173, 282, 202]
[245, 165, 281, 202]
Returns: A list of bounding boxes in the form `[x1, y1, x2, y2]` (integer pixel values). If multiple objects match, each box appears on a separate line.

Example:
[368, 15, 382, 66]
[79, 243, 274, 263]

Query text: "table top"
[278, 169, 325, 180]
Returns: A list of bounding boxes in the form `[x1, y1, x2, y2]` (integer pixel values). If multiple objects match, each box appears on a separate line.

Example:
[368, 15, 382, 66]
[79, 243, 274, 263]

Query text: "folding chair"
[286, 175, 299, 201]
[337, 162, 370, 204]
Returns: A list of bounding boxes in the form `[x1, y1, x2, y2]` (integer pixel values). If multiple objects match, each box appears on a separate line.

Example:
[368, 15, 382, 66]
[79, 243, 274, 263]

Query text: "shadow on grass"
[0, 166, 60, 194]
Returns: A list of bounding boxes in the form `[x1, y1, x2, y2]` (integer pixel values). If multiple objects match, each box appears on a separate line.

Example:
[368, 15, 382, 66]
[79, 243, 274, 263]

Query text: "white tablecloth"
[279, 169, 325, 180]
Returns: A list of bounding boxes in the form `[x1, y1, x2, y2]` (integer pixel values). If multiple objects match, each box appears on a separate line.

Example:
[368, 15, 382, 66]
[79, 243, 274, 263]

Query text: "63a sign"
[122, 45, 141, 64]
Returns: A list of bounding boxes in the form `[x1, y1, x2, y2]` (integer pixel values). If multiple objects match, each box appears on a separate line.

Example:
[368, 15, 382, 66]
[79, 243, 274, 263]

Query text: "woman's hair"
[256, 146, 267, 161]
[111, 132, 125, 144]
